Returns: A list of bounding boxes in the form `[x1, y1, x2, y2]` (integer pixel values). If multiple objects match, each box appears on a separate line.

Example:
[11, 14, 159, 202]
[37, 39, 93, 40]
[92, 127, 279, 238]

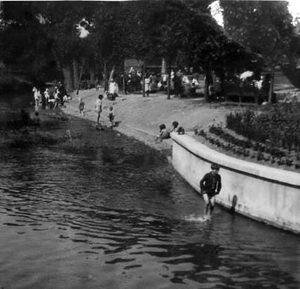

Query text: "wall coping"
[171, 133, 300, 188]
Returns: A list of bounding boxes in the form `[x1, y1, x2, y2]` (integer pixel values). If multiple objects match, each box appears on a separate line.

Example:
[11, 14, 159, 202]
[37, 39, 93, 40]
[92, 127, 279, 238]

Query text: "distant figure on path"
[144, 74, 150, 97]
[79, 98, 85, 116]
[108, 79, 119, 100]
[53, 87, 60, 109]
[95, 94, 103, 125]
[200, 163, 222, 219]
[108, 105, 115, 128]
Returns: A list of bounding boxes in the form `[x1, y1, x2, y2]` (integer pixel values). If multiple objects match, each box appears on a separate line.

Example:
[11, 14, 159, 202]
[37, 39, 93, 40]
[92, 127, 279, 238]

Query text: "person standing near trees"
[53, 87, 60, 109]
[200, 163, 222, 219]
[33, 86, 40, 111]
[108, 79, 119, 100]
[44, 88, 50, 108]
[95, 94, 103, 125]
[144, 74, 151, 97]
[174, 70, 183, 97]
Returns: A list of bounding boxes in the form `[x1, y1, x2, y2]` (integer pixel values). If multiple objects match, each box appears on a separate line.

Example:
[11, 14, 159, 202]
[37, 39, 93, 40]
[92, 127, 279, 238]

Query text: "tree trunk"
[122, 74, 126, 94]
[62, 66, 74, 92]
[220, 69, 225, 101]
[52, 49, 62, 72]
[109, 66, 115, 81]
[103, 62, 108, 91]
[161, 58, 167, 75]
[72, 60, 79, 91]
[142, 61, 145, 97]
[204, 68, 212, 102]
[78, 59, 86, 84]
[268, 70, 274, 103]
[90, 69, 95, 88]
[167, 62, 171, 100]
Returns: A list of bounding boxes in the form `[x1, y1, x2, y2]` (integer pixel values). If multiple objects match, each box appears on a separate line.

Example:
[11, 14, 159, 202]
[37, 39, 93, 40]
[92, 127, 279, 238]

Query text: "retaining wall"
[171, 133, 300, 234]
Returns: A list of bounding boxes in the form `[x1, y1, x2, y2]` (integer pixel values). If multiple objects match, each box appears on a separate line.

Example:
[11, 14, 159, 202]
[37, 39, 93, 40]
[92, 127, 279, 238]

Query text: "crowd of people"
[123, 66, 203, 97]
[32, 82, 71, 111]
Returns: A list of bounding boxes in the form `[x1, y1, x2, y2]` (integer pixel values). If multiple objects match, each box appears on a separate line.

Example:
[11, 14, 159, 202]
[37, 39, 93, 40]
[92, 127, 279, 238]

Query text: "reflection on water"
[0, 115, 299, 289]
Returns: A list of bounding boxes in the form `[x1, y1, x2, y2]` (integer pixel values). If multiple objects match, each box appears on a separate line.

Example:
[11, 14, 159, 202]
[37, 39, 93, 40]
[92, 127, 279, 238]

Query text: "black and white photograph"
[0, 0, 300, 288]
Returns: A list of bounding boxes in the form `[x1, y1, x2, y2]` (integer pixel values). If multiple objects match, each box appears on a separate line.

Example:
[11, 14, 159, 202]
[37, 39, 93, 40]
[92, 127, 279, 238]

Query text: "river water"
[0, 98, 299, 289]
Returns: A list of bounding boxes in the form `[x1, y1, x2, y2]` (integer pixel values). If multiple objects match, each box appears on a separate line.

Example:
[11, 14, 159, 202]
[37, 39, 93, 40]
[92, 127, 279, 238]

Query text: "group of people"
[95, 94, 114, 128]
[78, 94, 115, 128]
[155, 119, 222, 220]
[32, 83, 70, 111]
[122, 66, 202, 97]
[155, 121, 185, 142]
[142, 69, 201, 98]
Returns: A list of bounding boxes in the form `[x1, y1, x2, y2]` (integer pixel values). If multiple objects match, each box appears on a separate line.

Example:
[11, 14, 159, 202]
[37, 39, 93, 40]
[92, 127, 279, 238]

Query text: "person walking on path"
[144, 74, 151, 97]
[95, 94, 103, 125]
[108, 105, 115, 128]
[200, 163, 222, 219]
[79, 98, 85, 116]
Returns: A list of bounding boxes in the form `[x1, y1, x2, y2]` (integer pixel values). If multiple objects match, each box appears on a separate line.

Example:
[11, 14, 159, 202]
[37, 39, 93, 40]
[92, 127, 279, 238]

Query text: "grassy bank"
[63, 88, 242, 154]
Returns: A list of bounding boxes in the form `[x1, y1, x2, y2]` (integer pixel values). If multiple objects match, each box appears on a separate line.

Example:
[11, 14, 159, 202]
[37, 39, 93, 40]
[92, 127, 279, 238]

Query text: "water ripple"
[0, 115, 299, 289]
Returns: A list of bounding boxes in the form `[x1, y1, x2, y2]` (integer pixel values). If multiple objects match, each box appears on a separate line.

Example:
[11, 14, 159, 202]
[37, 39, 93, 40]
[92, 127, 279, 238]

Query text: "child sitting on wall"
[155, 124, 170, 143]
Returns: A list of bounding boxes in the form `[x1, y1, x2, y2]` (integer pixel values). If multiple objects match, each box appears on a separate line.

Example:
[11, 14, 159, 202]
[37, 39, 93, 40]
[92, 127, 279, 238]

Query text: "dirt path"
[63, 88, 241, 153]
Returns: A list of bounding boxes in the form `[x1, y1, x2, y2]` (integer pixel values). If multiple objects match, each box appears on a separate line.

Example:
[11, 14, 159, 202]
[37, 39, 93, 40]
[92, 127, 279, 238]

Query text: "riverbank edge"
[62, 89, 204, 157]
[61, 108, 174, 157]
[62, 88, 300, 167]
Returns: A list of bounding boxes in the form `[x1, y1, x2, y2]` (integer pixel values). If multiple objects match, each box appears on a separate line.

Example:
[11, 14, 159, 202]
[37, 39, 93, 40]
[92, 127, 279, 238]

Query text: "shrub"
[226, 104, 300, 153]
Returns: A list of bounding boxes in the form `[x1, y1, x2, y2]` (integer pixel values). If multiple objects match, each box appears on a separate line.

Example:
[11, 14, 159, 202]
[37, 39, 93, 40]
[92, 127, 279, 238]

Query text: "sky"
[210, 0, 300, 27]
[289, 0, 300, 20]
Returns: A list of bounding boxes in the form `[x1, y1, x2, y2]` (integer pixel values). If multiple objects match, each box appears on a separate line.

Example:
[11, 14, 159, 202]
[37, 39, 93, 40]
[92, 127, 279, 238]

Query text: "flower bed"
[194, 103, 300, 171]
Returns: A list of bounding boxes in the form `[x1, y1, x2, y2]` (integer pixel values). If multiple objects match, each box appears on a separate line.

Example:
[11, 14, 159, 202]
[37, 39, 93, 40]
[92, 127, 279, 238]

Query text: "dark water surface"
[0, 106, 300, 289]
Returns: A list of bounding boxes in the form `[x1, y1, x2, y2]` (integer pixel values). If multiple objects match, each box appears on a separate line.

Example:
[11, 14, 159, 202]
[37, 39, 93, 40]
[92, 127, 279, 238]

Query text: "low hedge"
[226, 104, 300, 152]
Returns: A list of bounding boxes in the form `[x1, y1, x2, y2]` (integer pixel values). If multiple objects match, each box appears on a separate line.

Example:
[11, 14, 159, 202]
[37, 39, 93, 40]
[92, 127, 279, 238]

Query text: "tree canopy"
[220, 0, 299, 70]
[1, 0, 297, 92]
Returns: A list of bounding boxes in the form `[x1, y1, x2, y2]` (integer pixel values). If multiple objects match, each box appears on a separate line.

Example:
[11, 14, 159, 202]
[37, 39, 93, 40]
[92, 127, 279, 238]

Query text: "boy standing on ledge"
[200, 163, 222, 219]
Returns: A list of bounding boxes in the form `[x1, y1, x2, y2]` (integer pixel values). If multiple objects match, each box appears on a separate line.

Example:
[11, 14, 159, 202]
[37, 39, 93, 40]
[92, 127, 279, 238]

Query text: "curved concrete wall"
[171, 133, 300, 234]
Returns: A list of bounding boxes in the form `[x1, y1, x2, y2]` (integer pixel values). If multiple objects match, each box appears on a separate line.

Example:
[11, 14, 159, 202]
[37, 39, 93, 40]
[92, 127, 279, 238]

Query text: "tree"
[34, 1, 100, 91]
[0, 2, 57, 85]
[141, 0, 213, 99]
[220, 0, 298, 102]
[1, 0, 259, 98]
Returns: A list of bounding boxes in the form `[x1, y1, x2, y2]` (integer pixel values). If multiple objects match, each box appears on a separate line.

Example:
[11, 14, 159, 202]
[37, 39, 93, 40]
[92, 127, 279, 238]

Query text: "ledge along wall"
[171, 133, 300, 234]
